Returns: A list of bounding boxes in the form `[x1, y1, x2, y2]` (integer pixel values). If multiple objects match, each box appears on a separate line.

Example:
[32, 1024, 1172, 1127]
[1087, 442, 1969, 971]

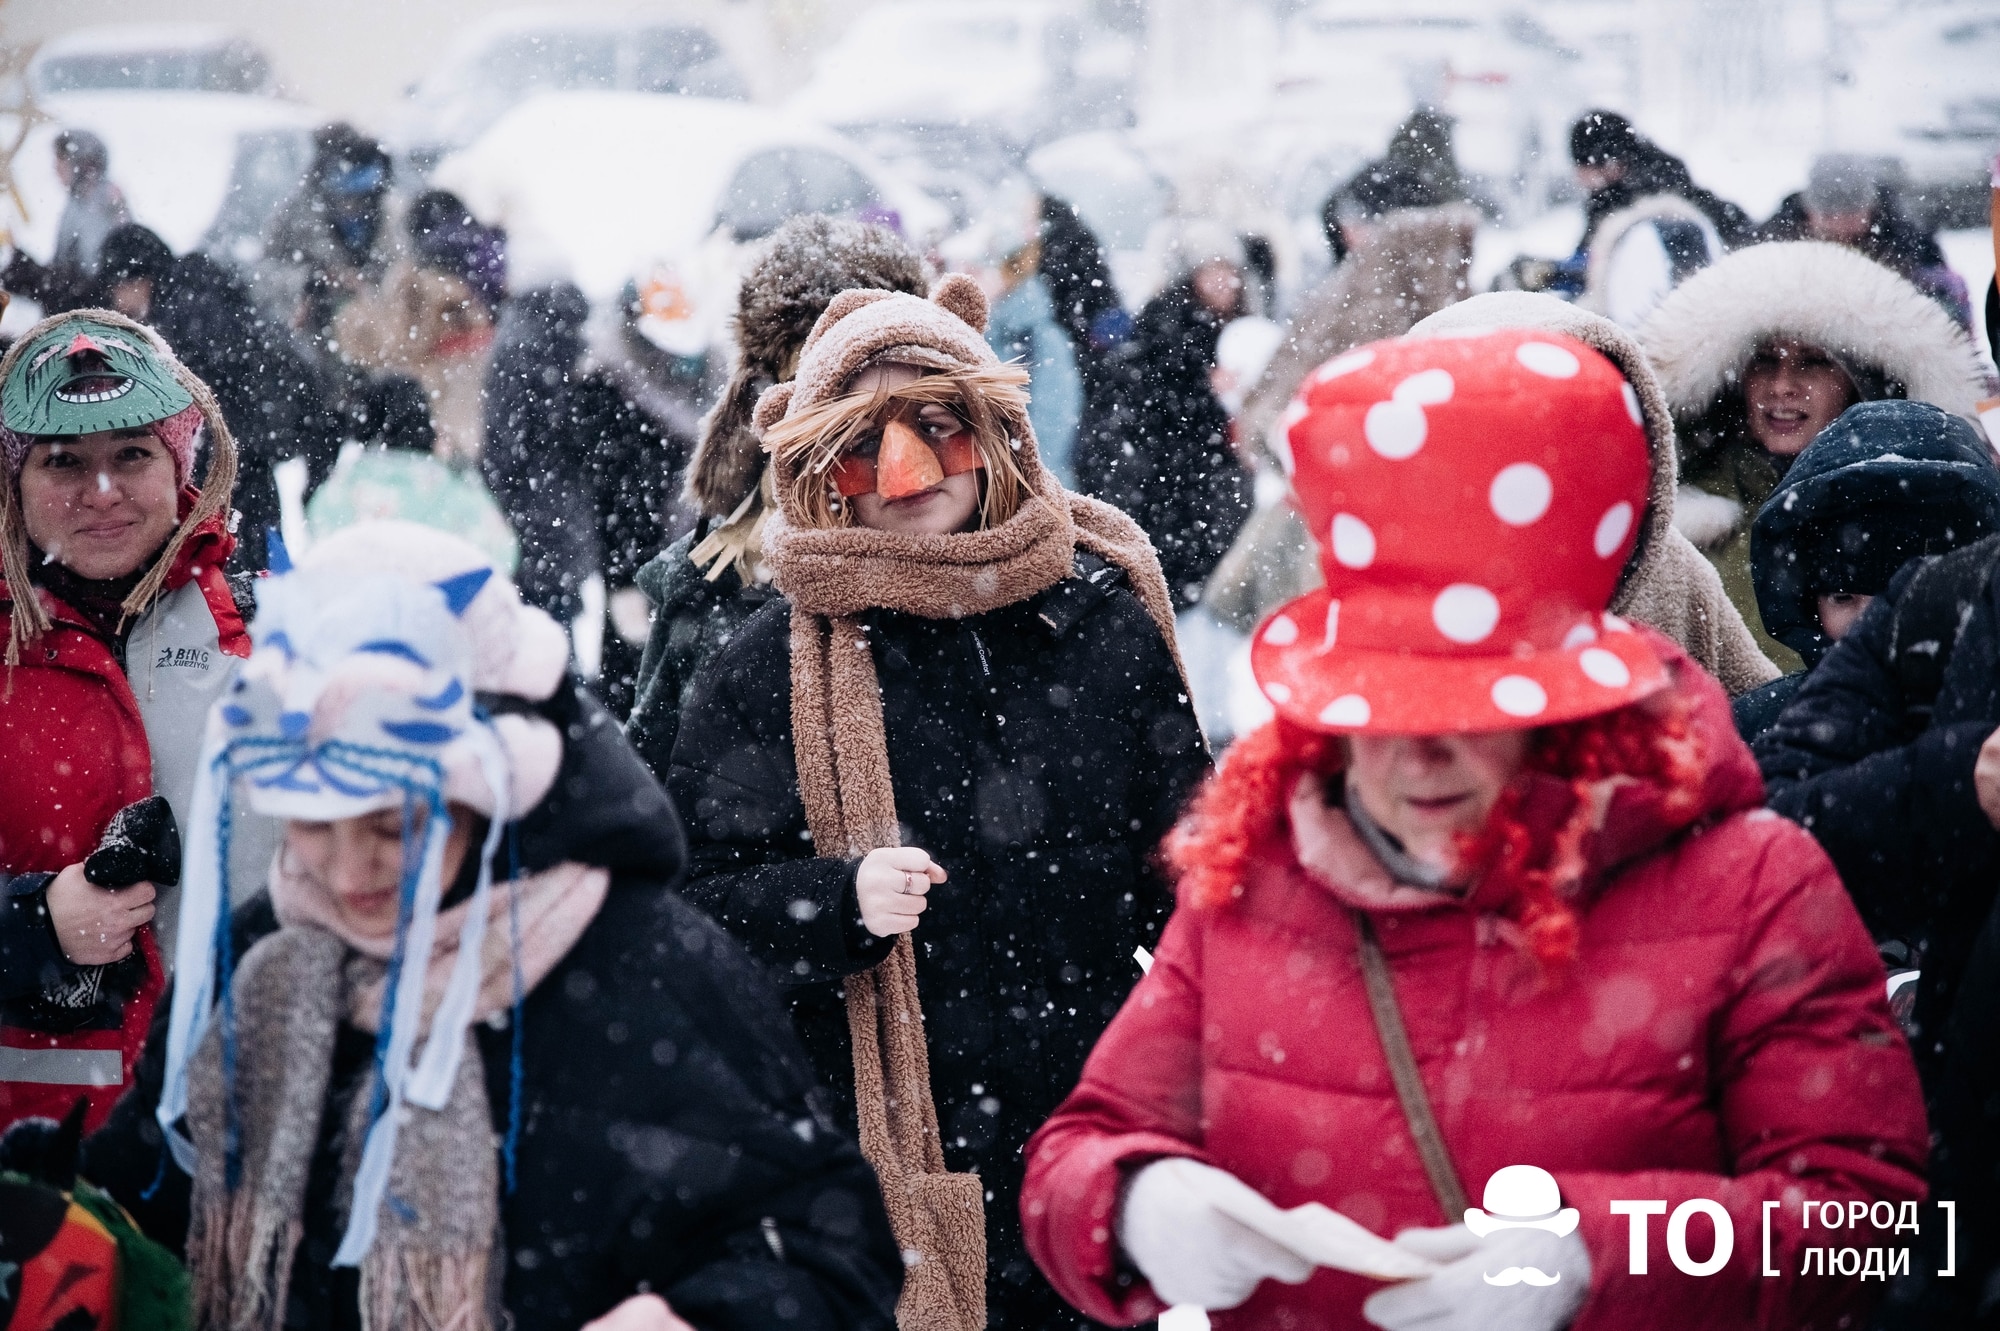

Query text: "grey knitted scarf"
[185, 926, 500, 1331]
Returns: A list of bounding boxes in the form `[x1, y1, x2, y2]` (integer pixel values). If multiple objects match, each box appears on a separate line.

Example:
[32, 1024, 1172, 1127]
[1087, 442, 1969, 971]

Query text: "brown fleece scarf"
[185, 862, 606, 1331]
[766, 480, 1180, 1331]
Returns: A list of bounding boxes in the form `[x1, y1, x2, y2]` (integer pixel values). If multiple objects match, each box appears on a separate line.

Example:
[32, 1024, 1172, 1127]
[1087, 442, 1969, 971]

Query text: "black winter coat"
[140, 251, 342, 572]
[483, 289, 680, 608]
[81, 686, 903, 1331]
[1745, 548, 2000, 1324]
[1765, 555, 2000, 1325]
[1073, 278, 1251, 609]
[627, 527, 777, 781]
[666, 557, 1209, 1327]
[1756, 551, 2000, 1081]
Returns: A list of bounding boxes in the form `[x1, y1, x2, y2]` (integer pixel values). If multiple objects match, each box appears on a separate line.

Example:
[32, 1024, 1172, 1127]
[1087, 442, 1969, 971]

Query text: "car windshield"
[37, 44, 271, 94]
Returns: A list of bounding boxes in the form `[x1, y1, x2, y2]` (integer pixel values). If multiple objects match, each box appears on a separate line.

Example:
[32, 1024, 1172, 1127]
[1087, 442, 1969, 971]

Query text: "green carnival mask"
[1, 316, 193, 437]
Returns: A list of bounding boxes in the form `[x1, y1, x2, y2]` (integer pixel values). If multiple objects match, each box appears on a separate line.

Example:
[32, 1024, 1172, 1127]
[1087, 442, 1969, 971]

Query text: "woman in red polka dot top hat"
[1019, 328, 1927, 1331]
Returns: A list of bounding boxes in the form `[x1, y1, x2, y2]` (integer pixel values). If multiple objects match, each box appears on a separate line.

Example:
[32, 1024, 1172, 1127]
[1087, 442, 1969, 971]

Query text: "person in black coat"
[80, 522, 901, 1331]
[1758, 154, 1970, 327]
[668, 277, 1209, 1328]
[484, 283, 682, 716]
[1756, 531, 2000, 1323]
[1569, 109, 1754, 253]
[96, 224, 342, 571]
[1731, 400, 2000, 739]
[1075, 232, 1253, 609]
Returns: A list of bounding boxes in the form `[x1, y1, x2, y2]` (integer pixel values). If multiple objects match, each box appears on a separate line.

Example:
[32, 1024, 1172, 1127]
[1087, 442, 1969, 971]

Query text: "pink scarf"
[268, 850, 609, 1033]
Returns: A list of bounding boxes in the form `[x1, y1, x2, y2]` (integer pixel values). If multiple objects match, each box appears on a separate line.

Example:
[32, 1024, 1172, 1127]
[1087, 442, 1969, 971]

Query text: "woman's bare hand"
[44, 863, 154, 965]
[855, 846, 947, 937]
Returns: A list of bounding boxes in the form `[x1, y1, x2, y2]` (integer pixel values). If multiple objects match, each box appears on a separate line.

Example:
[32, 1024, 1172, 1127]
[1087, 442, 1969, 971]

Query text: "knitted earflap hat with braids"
[0, 309, 238, 663]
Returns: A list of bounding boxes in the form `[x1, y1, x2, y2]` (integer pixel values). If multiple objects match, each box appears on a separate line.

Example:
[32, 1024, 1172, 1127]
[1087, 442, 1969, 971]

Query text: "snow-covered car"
[789, 0, 1136, 147]
[27, 24, 280, 99]
[391, 10, 751, 173]
[2, 91, 320, 269]
[431, 92, 947, 358]
[842, 120, 1030, 234]
[1273, 1, 1590, 216]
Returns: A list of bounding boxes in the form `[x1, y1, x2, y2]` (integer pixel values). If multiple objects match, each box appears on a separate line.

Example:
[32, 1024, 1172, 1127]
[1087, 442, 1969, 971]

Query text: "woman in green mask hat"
[0, 308, 243, 1133]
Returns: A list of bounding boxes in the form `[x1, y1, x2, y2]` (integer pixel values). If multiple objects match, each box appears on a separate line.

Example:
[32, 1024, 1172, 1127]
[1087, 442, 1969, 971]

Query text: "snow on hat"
[754, 273, 999, 436]
[1804, 154, 1880, 216]
[158, 521, 568, 1265]
[1251, 328, 1669, 734]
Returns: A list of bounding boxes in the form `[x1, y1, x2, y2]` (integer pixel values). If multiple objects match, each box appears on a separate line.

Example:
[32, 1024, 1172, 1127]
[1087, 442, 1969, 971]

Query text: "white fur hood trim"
[1638, 241, 1987, 420]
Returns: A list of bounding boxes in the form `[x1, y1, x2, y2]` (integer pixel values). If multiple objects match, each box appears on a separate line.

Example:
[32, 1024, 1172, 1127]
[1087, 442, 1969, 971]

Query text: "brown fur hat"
[684, 216, 928, 519]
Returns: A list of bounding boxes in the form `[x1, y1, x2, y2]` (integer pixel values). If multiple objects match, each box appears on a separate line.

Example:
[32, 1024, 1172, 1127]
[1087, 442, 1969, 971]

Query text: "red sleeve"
[1021, 902, 1214, 1326]
[1558, 816, 1929, 1331]
[197, 564, 250, 658]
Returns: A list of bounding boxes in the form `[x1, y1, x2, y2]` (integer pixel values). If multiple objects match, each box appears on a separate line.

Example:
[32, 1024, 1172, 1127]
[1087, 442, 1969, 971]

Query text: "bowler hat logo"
[1465, 1165, 1579, 1286]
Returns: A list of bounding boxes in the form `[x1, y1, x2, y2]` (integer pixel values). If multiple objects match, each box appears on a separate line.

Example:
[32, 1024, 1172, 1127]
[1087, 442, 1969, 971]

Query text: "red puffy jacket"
[1022, 637, 1928, 1330]
[0, 509, 244, 1131]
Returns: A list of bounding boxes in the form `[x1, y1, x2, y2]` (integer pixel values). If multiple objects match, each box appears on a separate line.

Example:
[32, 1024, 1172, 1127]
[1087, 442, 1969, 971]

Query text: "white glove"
[1363, 1224, 1590, 1331]
[1115, 1157, 1315, 1310]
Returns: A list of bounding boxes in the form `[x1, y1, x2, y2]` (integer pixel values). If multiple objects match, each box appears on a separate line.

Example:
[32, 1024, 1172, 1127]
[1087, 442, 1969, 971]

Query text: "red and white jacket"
[0, 508, 247, 1131]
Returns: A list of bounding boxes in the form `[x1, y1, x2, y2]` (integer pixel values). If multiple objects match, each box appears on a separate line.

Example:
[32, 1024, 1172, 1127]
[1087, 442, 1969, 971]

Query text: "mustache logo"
[1482, 1267, 1562, 1287]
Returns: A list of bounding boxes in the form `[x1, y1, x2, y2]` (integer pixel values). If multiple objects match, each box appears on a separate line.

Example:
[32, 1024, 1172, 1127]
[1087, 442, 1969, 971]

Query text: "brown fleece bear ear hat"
[753, 273, 1052, 504]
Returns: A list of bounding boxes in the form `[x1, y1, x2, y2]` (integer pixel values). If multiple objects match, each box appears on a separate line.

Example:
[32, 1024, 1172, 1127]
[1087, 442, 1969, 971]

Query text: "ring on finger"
[902, 870, 918, 894]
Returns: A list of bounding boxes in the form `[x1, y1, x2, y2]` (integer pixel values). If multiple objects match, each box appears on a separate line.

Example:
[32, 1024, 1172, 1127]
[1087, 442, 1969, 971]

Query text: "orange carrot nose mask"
[833, 412, 985, 499]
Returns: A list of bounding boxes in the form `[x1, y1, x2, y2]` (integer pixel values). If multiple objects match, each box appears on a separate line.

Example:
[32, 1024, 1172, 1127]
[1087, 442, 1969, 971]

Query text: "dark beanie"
[358, 375, 436, 453]
[98, 225, 176, 285]
[408, 189, 508, 310]
[1752, 400, 2000, 665]
[1570, 109, 1642, 167]
[684, 215, 927, 519]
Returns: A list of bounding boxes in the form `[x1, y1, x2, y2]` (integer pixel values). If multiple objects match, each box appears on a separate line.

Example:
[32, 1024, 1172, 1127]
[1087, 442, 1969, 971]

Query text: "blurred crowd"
[0, 91, 1998, 1331]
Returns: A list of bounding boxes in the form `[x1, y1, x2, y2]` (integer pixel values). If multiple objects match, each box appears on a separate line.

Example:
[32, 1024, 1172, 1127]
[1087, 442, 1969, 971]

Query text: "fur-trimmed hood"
[1638, 240, 1988, 425]
[1580, 192, 1720, 322]
[683, 217, 928, 519]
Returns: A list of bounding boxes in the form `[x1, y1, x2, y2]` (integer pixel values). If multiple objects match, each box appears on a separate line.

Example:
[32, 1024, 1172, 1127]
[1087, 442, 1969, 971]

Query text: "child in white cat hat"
[81, 521, 903, 1331]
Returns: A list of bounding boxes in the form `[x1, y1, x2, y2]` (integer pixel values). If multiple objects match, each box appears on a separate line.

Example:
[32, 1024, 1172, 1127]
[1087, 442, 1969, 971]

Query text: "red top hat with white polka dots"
[1250, 327, 1669, 734]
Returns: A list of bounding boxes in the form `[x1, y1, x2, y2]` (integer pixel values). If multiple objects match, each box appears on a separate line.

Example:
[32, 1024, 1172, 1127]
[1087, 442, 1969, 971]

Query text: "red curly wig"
[1165, 688, 1707, 971]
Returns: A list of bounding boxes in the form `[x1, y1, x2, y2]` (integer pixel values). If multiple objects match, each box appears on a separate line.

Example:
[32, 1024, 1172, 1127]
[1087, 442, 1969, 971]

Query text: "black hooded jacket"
[1732, 402, 2000, 738]
[483, 286, 677, 629]
[81, 685, 902, 1331]
[1074, 277, 1252, 608]
[666, 556, 1209, 1326]
[1755, 542, 2000, 1327]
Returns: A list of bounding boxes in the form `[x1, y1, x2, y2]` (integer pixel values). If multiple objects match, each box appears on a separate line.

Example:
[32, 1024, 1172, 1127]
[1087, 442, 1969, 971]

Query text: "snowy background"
[2, 0, 1995, 355]
[0, 3, 1991, 1326]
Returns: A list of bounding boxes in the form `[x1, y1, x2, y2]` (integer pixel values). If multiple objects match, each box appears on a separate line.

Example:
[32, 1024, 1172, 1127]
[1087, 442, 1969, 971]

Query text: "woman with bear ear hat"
[668, 275, 1210, 1329]
[77, 520, 905, 1331]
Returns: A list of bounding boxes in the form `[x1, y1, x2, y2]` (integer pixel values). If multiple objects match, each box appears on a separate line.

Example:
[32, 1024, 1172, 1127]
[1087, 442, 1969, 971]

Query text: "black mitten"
[82, 796, 181, 890]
